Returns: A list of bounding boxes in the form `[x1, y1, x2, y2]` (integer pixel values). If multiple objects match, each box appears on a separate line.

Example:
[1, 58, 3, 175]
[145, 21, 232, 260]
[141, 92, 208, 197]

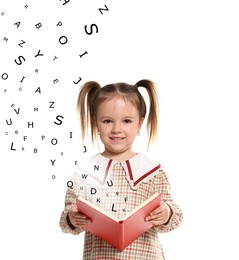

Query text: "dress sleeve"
[152, 169, 183, 233]
[59, 172, 84, 235]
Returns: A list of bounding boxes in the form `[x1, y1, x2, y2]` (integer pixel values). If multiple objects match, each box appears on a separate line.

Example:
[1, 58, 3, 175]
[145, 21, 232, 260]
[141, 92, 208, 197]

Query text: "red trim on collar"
[126, 160, 133, 180]
[134, 164, 161, 186]
[126, 160, 161, 186]
[103, 159, 113, 183]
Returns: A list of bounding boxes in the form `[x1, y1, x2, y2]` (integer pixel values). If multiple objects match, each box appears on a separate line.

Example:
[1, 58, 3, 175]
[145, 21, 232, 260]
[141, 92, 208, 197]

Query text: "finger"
[146, 204, 165, 220]
[72, 210, 85, 217]
[149, 219, 165, 226]
[73, 212, 91, 222]
[146, 213, 165, 225]
[151, 201, 168, 215]
[70, 205, 88, 218]
[147, 213, 160, 221]
[71, 215, 92, 227]
[146, 206, 169, 222]
[75, 218, 92, 226]
[145, 213, 160, 222]
[147, 211, 166, 222]
[150, 206, 163, 216]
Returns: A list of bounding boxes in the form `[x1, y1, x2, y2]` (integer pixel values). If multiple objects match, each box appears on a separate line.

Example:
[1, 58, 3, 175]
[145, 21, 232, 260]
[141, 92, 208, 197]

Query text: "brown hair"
[77, 79, 160, 148]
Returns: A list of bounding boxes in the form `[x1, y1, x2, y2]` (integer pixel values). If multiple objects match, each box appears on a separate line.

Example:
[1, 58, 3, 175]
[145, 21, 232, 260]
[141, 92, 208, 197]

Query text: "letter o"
[2, 73, 8, 80]
[59, 36, 68, 45]
[51, 138, 58, 145]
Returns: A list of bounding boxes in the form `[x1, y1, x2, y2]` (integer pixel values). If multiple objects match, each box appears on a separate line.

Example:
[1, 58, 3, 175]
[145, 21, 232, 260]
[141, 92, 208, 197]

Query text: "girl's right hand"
[68, 205, 91, 228]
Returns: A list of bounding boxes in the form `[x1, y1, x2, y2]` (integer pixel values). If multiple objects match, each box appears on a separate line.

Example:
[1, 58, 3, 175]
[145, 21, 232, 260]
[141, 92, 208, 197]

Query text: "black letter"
[49, 101, 55, 108]
[111, 204, 117, 212]
[11, 142, 16, 151]
[14, 21, 21, 28]
[91, 188, 97, 195]
[35, 49, 43, 57]
[94, 165, 99, 171]
[35, 87, 41, 94]
[20, 76, 25, 82]
[60, 0, 70, 5]
[79, 50, 88, 58]
[2, 73, 8, 80]
[59, 36, 68, 44]
[51, 138, 58, 145]
[84, 24, 99, 35]
[28, 122, 34, 128]
[50, 159, 56, 166]
[99, 5, 109, 15]
[54, 115, 64, 125]
[6, 119, 12, 125]
[14, 56, 26, 65]
[107, 180, 113, 187]
[14, 108, 20, 114]
[73, 76, 82, 84]
[18, 40, 26, 47]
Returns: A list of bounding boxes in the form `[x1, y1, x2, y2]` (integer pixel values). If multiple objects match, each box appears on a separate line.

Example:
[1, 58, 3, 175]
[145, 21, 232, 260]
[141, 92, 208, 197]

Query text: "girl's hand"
[68, 205, 91, 228]
[145, 201, 172, 226]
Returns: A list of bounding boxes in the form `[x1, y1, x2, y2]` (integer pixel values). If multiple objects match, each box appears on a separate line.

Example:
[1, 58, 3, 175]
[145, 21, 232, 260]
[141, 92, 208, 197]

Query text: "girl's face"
[96, 96, 143, 161]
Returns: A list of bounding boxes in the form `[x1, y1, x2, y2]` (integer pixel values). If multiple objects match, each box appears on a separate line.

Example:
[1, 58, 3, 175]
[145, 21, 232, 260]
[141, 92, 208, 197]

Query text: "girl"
[60, 79, 183, 259]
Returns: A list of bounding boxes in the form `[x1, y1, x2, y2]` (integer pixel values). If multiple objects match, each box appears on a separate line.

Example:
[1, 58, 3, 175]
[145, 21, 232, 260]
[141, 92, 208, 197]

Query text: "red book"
[76, 192, 162, 251]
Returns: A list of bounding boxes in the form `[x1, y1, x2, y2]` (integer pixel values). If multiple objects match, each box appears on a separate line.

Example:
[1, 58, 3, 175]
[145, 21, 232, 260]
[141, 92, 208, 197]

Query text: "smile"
[110, 137, 125, 141]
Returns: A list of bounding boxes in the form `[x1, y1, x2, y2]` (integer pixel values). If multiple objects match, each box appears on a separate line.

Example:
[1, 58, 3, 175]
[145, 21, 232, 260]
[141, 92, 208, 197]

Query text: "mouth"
[109, 137, 125, 141]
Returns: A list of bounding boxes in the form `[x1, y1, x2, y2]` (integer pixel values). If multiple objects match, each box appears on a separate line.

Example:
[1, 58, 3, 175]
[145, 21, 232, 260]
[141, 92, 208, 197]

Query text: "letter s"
[54, 115, 64, 125]
[84, 24, 99, 35]
[14, 56, 26, 65]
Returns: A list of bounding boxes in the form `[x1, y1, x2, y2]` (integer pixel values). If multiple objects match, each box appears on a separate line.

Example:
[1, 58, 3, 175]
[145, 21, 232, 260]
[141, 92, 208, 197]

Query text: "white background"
[1, 0, 239, 259]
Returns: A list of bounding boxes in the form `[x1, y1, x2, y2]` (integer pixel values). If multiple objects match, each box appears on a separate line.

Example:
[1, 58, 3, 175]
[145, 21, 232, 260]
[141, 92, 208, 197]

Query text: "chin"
[107, 147, 132, 155]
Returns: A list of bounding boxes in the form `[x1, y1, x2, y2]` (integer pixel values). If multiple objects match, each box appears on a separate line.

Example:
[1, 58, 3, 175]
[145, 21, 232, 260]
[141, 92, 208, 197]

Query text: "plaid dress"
[60, 153, 183, 260]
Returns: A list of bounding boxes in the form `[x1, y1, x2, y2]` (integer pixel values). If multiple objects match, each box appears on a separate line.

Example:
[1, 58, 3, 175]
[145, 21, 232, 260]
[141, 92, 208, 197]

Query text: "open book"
[76, 192, 162, 251]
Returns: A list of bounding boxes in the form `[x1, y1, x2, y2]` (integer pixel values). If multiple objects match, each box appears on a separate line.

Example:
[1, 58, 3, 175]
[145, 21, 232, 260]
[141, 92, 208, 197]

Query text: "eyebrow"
[99, 116, 136, 119]
[98, 116, 136, 120]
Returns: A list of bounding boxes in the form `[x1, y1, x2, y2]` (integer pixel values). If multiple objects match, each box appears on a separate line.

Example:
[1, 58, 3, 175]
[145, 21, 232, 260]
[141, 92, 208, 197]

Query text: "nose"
[111, 122, 121, 133]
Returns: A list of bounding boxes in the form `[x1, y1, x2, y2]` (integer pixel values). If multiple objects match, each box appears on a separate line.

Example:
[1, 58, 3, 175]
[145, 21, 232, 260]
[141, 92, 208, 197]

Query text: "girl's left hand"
[145, 201, 172, 226]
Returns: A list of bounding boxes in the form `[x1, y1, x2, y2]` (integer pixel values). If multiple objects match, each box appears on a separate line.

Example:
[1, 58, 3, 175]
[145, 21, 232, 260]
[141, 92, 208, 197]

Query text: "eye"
[102, 119, 112, 124]
[123, 119, 132, 124]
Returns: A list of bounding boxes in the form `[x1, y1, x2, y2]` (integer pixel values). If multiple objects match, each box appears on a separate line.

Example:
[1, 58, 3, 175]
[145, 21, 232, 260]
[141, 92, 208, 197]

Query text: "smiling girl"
[60, 80, 183, 259]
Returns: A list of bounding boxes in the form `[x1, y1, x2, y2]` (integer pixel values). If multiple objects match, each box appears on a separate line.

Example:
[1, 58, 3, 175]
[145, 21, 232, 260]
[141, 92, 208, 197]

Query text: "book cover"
[76, 192, 162, 251]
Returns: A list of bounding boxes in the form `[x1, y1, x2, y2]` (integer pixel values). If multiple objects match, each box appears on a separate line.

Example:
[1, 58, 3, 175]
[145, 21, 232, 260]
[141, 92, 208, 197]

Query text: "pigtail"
[135, 79, 160, 147]
[77, 81, 101, 144]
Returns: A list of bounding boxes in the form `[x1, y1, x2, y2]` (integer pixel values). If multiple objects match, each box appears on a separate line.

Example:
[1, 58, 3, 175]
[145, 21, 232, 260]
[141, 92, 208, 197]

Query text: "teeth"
[111, 137, 123, 140]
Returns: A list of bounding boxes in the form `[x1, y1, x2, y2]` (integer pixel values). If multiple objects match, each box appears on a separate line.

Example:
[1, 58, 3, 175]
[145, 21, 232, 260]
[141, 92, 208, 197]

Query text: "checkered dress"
[60, 154, 183, 260]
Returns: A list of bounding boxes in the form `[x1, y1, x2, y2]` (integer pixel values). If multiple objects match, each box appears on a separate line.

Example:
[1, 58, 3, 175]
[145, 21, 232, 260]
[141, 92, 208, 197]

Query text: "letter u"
[6, 119, 12, 125]
[107, 180, 113, 187]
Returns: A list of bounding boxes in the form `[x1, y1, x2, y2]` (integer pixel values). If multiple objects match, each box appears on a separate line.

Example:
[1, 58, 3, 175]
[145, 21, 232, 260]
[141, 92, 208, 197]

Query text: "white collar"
[77, 153, 161, 188]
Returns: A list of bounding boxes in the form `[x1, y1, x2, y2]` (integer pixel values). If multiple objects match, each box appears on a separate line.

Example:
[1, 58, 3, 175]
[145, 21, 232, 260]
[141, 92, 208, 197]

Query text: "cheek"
[98, 124, 109, 134]
[126, 128, 138, 138]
